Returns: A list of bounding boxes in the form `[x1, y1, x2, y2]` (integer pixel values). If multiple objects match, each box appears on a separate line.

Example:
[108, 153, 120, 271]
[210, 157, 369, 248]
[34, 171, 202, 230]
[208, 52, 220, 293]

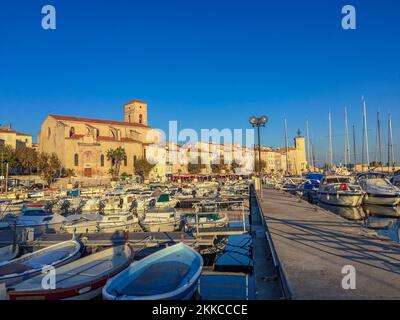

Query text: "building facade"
[0, 126, 33, 148]
[259, 136, 307, 176]
[38, 100, 160, 177]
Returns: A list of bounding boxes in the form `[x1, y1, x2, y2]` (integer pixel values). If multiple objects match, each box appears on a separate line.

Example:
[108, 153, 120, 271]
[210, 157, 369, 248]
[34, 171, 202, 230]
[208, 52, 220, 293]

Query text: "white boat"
[155, 194, 179, 209]
[317, 176, 365, 207]
[102, 243, 203, 300]
[0, 240, 82, 287]
[0, 245, 19, 266]
[62, 214, 102, 234]
[8, 245, 133, 300]
[0, 200, 25, 213]
[184, 208, 229, 229]
[357, 172, 400, 206]
[2, 209, 65, 235]
[140, 209, 182, 232]
[63, 213, 141, 234]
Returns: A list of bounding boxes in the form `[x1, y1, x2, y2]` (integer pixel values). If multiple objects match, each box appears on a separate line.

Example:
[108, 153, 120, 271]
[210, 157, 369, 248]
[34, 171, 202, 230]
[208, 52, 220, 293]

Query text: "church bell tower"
[124, 99, 148, 126]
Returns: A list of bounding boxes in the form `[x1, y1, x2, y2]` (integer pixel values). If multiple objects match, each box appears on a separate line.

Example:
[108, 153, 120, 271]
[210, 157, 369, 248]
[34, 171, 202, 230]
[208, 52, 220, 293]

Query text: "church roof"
[49, 114, 148, 128]
[124, 99, 147, 105]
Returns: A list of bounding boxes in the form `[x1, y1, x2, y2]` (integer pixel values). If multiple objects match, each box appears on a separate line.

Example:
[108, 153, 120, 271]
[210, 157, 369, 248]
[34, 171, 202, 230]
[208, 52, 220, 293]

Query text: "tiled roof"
[49, 114, 148, 128]
[124, 99, 147, 105]
[0, 128, 15, 134]
[15, 132, 32, 137]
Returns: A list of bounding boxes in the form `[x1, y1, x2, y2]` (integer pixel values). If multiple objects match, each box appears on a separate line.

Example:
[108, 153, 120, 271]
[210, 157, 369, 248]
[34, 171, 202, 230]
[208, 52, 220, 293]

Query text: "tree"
[254, 159, 267, 173]
[15, 146, 38, 175]
[37, 152, 62, 186]
[106, 147, 126, 177]
[134, 158, 156, 179]
[230, 160, 242, 174]
[0, 145, 18, 174]
[187, 156, 206, 174]
[211, 156, 229, 174]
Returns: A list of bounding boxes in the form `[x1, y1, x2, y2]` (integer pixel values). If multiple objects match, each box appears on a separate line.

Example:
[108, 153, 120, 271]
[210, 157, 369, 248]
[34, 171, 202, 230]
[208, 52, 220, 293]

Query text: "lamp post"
[249, 115, 268, 200]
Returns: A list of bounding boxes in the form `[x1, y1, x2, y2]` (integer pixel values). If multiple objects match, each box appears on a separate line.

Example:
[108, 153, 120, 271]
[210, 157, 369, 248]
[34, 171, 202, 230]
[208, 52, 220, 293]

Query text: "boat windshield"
[325, 177, 351, 184]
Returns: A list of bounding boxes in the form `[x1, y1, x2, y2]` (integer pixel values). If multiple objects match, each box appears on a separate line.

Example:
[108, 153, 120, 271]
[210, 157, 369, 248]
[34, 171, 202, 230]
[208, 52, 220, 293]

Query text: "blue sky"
[0, 0, 399, 166]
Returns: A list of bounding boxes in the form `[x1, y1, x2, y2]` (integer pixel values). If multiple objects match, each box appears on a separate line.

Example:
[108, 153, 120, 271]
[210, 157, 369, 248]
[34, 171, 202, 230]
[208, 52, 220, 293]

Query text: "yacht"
[317, 176, 365, 207]
[357, 172, 400, 207]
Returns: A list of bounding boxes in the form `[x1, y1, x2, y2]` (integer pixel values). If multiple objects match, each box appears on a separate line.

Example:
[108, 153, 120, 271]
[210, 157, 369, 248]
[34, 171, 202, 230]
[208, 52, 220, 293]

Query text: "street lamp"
[249, 116, 268, 200]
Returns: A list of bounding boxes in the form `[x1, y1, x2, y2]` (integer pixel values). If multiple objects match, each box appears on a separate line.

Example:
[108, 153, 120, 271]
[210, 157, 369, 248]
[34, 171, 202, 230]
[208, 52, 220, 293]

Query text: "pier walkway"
[259, 188, 400, 299]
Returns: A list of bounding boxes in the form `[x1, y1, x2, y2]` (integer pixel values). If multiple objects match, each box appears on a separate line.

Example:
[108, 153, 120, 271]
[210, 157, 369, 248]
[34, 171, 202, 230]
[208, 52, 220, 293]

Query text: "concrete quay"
[259, 188, 400, 300]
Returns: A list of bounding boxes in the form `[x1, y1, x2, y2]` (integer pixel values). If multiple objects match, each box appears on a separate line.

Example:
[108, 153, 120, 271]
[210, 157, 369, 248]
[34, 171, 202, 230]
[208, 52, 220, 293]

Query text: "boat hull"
[363, 193, 400, 207]
[318, 192, 364, 207]
[8, 245, 133, 300]
[140, 219, 182, 232]
[103, 243, 203, 300]
[0, 241, 82, 287]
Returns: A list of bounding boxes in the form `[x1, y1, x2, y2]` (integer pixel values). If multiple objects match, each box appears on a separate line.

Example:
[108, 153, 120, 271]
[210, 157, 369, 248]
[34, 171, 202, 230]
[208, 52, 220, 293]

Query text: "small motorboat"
[102, 242, 203, 300]
[63, 212, 141, 234]
[155, 194, 179, 209]
[62, 214, 102, 234]
[8, 245, 133, 300]
[357, 172, 400, 207]
[3, 209, 66, 235]
[0, 200, 25, 213]
[184, 212, 229, 229]
[317, 176, 365, 207]
[0, 244, 19, 266]
[140, 208, 182, 232]
[0, 240, 82, 287]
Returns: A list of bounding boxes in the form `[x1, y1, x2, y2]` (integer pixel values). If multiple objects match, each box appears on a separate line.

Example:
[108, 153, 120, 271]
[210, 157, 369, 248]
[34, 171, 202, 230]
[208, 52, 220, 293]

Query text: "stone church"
[38, 99, 160, 177]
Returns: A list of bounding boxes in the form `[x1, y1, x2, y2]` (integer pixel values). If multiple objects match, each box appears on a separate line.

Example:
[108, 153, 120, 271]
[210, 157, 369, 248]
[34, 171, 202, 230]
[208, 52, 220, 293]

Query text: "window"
[69, 127, 75, 138]
[128, 115, 131, 122]
[139, 114, 143, 124]
[47, 127, 51, 139]
[96, 129, 100, 138]
[100, 154, 105, 167]
[74, 154, 79, 166]
[124, 156, 128, 167]
[133, 155, 137, 167]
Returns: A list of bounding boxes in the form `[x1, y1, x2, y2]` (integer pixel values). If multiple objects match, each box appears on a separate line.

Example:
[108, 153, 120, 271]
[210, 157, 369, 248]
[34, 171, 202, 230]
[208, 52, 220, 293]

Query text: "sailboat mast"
[344, 107, 351, 167]
[388, 113, 395, 173]
[362, 97, 370, 172]
[352, 124, 357, 172]
[284, 118, 289, 175]
[311, 140, 316, 171]
[377, 112, 383, 172]
[306, 120, 311, 171]
[328, 111, 333, 169]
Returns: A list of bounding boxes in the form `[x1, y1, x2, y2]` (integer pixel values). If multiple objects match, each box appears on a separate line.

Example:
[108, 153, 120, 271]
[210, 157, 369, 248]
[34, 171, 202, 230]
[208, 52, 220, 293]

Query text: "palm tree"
[106, 147, 126, 177]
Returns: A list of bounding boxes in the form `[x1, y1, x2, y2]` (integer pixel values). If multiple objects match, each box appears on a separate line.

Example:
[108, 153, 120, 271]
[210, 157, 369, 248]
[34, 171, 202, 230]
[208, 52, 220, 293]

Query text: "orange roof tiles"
[49, 114, 148, 128]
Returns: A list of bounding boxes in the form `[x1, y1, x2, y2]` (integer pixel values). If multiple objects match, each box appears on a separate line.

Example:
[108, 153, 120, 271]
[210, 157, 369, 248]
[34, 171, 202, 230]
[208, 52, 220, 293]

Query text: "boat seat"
[120, 261, 191, 296]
